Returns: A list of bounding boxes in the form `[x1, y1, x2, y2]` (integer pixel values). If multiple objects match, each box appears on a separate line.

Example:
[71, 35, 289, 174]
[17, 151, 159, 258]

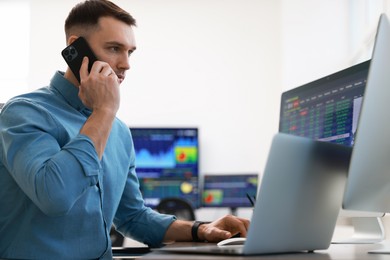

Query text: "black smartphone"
[61, 37, 98, 83]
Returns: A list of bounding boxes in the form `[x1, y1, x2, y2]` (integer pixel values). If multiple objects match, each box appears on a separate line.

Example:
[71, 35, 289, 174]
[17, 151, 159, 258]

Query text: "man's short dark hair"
[65, 0, 136, 38]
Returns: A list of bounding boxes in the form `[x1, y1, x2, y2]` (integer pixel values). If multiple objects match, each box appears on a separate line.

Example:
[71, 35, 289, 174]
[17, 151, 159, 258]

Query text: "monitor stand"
[230, 207, 238, 216]
[332, 216, 385, 244]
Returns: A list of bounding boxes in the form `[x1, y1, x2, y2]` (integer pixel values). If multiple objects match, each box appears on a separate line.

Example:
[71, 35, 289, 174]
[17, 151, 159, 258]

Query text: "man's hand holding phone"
[77, 56, 120, 160]
[62, 36, 121, 159]
[61, 36, 120, 115]
[78, 57, 120, 116]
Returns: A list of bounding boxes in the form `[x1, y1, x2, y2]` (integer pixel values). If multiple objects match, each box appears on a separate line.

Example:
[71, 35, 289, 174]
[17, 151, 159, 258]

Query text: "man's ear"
[67, 35, 79, 46]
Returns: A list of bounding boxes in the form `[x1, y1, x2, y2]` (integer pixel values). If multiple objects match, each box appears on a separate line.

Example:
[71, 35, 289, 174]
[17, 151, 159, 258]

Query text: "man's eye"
[110, 47, 119, 52]
[128, 50, 135, 57]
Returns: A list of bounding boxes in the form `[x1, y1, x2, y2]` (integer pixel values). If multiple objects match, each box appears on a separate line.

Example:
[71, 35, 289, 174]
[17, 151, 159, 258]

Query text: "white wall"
[26, 0, 389, 182]
[281, 0, 390, 92]
[28, 0, 282, 179]
[281, 0, 350, 91]
[0, 0, 30, 101]
[4, 0, 390, 247]
[9, 0, 390, 223]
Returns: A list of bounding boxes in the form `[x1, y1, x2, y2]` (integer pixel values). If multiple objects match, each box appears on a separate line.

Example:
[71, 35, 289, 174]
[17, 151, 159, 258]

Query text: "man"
[0, 0, 249, 259]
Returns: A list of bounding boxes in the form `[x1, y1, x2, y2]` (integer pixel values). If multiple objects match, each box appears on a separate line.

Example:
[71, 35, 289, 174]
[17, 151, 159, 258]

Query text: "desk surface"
[131, 242, 390, 260]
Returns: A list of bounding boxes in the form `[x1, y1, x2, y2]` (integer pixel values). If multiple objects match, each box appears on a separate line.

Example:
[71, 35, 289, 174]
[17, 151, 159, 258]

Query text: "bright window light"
[0, 1, 30, 102]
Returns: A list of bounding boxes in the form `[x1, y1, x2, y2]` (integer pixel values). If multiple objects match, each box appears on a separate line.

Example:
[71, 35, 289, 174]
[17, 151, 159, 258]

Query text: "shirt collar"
[49, 71, 91, 115]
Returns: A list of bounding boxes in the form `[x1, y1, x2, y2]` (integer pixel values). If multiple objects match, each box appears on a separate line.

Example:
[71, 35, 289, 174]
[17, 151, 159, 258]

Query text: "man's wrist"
[191, 221, 210, 242]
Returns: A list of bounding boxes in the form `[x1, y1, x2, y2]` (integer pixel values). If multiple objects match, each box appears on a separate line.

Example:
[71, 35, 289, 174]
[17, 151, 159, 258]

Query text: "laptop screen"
[279, 60, 370, 147]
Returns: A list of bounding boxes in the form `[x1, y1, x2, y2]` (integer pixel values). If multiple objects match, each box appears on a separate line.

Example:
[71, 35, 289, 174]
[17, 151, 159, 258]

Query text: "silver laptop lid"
[154, 133, 351, 256]
[244, 133, 351, 254]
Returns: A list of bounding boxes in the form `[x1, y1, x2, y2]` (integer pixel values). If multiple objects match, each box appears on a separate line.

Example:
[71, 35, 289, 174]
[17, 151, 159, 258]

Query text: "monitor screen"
[279, 60, 370, 147]
[130, 127, 200, 208]
[278, 59, 385, 244]
[201, 174, 258, 208]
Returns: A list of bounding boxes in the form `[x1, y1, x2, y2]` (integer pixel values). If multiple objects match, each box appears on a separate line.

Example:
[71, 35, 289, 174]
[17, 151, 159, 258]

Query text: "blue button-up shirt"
[0, 71, 176, 259]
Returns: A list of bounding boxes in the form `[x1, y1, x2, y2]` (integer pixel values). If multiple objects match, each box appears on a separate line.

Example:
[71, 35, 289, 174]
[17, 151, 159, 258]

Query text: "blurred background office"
[0, 0, 388, 221]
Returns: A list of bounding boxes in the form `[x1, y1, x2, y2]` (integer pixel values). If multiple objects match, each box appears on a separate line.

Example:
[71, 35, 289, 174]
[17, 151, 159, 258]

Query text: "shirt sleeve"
[0, 99, 102, 217]
[113, 137, 176, 248]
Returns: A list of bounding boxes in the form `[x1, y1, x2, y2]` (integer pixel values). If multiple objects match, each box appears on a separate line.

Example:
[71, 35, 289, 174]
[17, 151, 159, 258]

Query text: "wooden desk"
[135, 242, 390, 260]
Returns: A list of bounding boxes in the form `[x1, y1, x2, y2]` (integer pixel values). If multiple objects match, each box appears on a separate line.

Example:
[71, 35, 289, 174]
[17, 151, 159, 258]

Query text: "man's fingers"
[79, 56, 89, 82]
[206, 227, 231, 242]
[235, 217, 250, 237]
[88, 60, 112, 75]
[199, 215, 251, 242]
[100, 66, 114, 77]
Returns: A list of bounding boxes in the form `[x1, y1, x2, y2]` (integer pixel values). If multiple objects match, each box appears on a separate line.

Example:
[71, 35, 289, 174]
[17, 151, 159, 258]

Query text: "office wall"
[8, 1, 388, 177]
[23, 0, 387, 223]
[28, 0, 282, 179]
[27, 1, 385, 182]
[281, 0, 350, 91]
[7, 0, 390, 246]
[281, 0, 390, 91]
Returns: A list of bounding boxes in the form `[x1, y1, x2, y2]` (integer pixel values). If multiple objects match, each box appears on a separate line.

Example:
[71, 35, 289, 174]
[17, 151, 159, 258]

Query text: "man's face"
[87, 16, 136, 84]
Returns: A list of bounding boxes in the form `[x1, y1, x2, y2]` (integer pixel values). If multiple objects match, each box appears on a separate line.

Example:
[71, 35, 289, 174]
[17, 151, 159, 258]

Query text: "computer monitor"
[201, 173, 258, 214]
[130, 127, 200, 209]
[279, 58, 385, 243]
[342, 14, 390, 253]
[279, 60, 369, 147]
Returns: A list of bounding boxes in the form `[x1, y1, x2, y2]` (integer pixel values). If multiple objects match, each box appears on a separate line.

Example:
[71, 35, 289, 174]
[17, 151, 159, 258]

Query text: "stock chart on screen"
[202, 174, 258, 209]
[130, 127, 200, 208]
[279, 60, 369, 147]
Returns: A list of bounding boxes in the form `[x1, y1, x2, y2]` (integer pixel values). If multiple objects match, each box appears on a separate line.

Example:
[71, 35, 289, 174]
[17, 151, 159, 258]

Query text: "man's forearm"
[163, 220, 193, 242]
[80, 109, 116, 159]
[163, 220, 210, 243]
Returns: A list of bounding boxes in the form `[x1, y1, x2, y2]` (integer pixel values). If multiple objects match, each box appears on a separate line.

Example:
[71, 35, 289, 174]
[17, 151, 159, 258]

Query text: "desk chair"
[156, 197, 196, 221]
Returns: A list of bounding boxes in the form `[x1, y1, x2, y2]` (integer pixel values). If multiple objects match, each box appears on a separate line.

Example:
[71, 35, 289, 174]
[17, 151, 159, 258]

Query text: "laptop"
[156, 133, 351, 255]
